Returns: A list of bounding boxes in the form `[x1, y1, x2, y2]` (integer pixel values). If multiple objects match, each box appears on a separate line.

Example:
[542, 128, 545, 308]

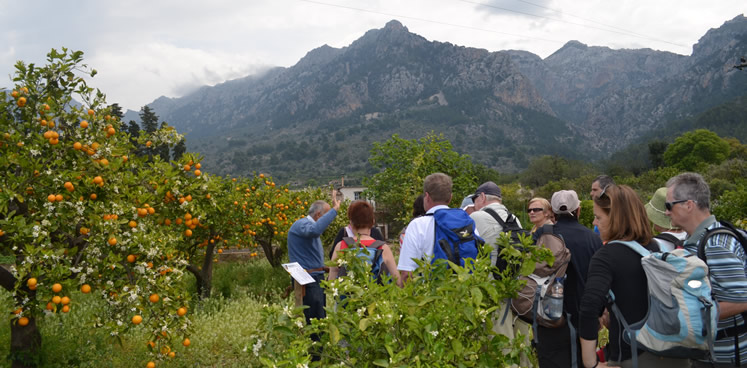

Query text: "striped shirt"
[684, 215, 747, 365]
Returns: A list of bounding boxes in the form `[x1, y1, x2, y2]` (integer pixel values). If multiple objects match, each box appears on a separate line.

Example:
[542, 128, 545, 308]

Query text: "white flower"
[29, 149, 40, 156]
[295, 320, 304, 328]
[430, 330, 439, 337]
[252, 339, 263, 356]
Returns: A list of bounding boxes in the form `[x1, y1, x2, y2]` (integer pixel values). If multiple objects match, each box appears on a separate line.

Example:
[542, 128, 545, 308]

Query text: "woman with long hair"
[328, 200, 400, 285]
[578, 185, 684, 367]
[527, 197, 554, 233]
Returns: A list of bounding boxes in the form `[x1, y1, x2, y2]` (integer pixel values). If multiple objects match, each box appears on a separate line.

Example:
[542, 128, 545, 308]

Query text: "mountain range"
[123, 15, 747, 185]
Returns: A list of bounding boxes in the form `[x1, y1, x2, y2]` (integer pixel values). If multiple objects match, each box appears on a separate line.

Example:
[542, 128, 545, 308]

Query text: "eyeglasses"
[527, 208, 544, 213]
[665, 199, 690, 211]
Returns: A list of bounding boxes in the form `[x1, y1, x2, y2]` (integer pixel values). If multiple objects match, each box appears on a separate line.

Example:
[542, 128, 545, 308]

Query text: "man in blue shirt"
[288, 193, 340, 327]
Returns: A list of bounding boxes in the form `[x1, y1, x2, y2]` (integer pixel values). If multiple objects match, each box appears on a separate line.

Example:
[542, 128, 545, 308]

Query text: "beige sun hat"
[645, 187, 678, 230]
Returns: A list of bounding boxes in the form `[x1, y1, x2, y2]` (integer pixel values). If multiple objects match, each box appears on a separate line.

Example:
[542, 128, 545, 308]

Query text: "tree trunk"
[199, 246, 214, 299]
[10, 316, 41, 368]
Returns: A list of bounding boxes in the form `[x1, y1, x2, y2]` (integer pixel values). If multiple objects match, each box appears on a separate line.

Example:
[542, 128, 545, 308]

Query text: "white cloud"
[0, 0, 745, 110]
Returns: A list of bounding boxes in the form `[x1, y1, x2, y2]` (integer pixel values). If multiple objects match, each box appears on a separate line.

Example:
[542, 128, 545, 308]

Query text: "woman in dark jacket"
[578, 185, 685, 368]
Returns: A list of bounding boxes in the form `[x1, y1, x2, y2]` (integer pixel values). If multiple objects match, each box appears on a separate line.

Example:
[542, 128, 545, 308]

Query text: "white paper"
[282, 262, 316, 285]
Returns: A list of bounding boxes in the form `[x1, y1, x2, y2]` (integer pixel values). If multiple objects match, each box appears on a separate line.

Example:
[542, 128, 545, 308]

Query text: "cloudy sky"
[1, 0, 744, 111]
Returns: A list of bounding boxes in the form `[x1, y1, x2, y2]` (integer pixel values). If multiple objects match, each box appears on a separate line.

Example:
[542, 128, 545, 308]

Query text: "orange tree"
[0, 49, 191, 367]
[225, 175, 341, 268]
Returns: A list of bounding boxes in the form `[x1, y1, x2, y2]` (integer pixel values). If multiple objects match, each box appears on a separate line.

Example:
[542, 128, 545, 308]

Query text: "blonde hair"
[528, 197, 553, 232]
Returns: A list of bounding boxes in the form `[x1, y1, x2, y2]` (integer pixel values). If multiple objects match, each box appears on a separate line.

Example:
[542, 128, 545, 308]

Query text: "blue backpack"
[428, 208, 484, 267]
[340, 237, 386, 283]
[607, 240, 718, 367]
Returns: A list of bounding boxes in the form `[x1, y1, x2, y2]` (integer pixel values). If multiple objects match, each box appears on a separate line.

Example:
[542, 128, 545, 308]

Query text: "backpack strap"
[342, 236, 356, 249]
[483, 207, 513, 229]
[541, 223, 554, 235]
[653, 233, 683, 249]
[607, 240, 651, 257]
[697, 221, 747, 262]
[607, 291, 639, 368]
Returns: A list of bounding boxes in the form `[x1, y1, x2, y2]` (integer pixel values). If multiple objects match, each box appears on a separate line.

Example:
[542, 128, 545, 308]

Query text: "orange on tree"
[52, 296, 61, 304]
[146, 362, 156, 368]
[80, 120, 89, 128]
[108, 237, 117, 246]
[60, 296, 70, 305]
[18, 317, 29, 327]
[182, 338, 190, 347]
[177, 307, 187, 317]
[27, 278, 37, 289]
[81, 284, 91, 294]
[52, 283, 62, 293]
[149, 293, 159, 303]
[132, 315, 143, 325]
[61, 305, 70, 313]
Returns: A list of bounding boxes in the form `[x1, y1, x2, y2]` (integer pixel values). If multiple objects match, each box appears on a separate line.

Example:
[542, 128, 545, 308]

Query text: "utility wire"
[461, 0, 688, 48]
[299, 0, 565, 45]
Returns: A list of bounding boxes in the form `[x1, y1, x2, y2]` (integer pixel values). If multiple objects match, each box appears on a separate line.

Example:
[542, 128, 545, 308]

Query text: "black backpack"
[482, 207, 532, 276]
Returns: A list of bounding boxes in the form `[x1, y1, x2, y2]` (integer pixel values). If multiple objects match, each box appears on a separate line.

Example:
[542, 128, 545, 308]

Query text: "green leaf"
[451, 339, 463, 355]
[373, 359, 389, 367]
[359, 318, 370, 331]
[470, 287, 483, 306]
[519, 259, 536, 276]
[329, 324, 340, 344]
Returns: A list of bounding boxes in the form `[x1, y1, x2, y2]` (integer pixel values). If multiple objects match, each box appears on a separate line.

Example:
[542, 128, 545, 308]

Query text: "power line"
[461, 0, 688, 48]
[299, 0, 565, 45]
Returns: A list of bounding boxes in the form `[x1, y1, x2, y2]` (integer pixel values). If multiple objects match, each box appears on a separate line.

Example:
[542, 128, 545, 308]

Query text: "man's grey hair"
[308, 200, 328, 216]
[666, 172, 710, 211]
[484, 194, 502, 203]
[593, 175, 615, 190]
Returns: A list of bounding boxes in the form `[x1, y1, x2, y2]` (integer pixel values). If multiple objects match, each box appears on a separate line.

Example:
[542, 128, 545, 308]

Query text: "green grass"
[0, 259, 291, 367]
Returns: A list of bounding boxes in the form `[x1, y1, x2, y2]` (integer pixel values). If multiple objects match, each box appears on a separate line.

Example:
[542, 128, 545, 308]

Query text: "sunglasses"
[664, 199, 690, 211]
[527, 208, 544, 213]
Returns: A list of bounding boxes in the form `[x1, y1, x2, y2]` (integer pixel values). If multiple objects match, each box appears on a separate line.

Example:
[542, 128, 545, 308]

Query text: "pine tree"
[173, 139, 186, 160]
[139, 106, 159, 133]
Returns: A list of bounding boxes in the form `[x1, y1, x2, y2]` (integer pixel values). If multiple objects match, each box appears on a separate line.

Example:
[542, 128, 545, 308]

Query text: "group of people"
[287, 171, 747, 367]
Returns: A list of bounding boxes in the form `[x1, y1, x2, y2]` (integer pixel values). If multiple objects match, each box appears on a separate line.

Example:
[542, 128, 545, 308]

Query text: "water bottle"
[543, 277, 564, 320]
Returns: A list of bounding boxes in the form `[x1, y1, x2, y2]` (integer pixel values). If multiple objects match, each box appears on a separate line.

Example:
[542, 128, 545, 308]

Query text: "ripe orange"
[93, 176, 103, 185]
[145, 141, 152, 147]
[146, 362, 156, 368]
[177, 307, 187, 317]
[194, 169, 201, 176]
[127, 254, 136, 263]
[129, 220, 138, 228]
[108, 237, 117, 246]
[64, 182, 74, 192]
[11, 90, 18, 98]
[54, 194, 63, 202]
[90, 193, 97, 200]
[182, 338, 190, 347]
[99, 158, 109, 166]
[52, 283, 62, 293]
[18, 317, 29, 326]
[149, 294, 159, 303]
[147, 207, 155, 215]
[61, 305, 70, 313]
[168, 351, 175, 358]
[46, 302, 54, 311]
[47, 194, 56, 202]
[17, 97, 26, 107]
[183, 164, 191, 171]
[184, 229, 192, 237]
[81, 284, 91, 293]
[61, 296, 70, 305]
[185, 195, 192, 202]
[80, 120, 88, 128]
[195, 163, 201, 169]
[107, 127, 115, 136]
[27, 278, 37, 288]
[87, 109, 95, 116]
[52, 295, 61, 304]
[132, 315, 143, 325]
[122, 155, 128, 162]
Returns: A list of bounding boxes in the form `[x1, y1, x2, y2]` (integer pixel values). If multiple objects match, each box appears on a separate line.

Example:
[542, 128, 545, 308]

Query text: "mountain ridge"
[122, 15, 747, 184]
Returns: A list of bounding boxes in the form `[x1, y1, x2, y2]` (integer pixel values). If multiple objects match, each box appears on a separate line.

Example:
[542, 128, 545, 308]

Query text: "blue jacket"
[287, 209, 337, 275]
